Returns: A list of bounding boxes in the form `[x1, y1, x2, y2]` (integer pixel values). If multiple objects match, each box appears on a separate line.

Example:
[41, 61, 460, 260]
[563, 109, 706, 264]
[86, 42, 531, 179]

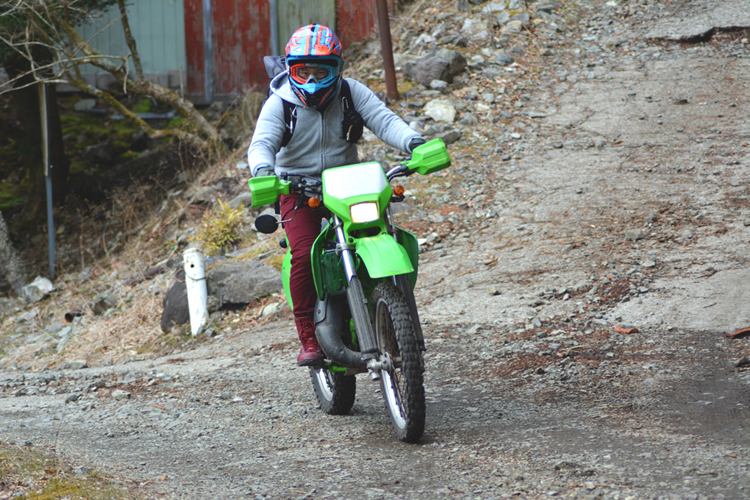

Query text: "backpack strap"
[279, 99, 296, 149]
[340, 80, 363, 144]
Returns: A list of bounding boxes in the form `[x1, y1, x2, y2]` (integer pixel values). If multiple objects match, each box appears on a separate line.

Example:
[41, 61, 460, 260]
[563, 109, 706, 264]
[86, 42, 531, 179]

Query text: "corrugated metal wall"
[275, 0, 336, 54]
[184, 0, 272, 101]
[75, 0, 186, 89]
[336, 0, 381, 51]
[75, 0, 395, 102]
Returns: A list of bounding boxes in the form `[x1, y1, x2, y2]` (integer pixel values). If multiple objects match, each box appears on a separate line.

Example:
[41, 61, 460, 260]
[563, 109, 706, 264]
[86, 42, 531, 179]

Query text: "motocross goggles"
[289, 62, 339, 86]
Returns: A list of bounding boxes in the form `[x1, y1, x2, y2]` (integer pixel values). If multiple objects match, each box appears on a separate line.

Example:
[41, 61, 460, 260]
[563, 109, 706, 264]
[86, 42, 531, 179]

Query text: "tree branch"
[116, 0, 142, 80]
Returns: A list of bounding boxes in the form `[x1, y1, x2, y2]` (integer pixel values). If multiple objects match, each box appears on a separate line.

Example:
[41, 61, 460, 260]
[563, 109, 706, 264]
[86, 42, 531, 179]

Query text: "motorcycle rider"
[247, 24, 425, 366]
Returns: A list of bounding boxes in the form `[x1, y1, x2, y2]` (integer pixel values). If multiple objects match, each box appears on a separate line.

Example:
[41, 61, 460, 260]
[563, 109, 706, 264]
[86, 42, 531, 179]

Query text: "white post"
[183, 248, 208, 336]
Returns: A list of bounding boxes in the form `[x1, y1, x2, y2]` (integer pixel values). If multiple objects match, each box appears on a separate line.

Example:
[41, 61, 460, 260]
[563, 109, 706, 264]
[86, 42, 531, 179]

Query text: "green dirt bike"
[249, 139, 451, 443]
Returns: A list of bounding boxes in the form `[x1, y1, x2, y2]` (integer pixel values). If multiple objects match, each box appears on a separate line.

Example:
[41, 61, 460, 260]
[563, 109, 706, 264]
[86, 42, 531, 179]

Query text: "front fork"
[332, 215, 384, 380]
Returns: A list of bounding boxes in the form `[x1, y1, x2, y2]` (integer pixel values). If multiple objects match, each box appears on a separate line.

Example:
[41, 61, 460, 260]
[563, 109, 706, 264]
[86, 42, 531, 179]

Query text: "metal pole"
[202, 0, 215, 103]
[39, 83, 56, 280]
[376, 0, 399, 101]
[270, 0, 279, 56]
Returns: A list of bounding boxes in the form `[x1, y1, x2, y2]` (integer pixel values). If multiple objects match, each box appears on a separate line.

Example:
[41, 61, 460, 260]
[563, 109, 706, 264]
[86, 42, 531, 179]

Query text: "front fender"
[356, 233, 414, 279]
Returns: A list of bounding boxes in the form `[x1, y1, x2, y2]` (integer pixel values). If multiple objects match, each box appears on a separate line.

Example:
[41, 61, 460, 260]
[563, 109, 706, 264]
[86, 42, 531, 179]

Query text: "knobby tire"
[372, 282, 425, 443]
[309, 367, 356, 415]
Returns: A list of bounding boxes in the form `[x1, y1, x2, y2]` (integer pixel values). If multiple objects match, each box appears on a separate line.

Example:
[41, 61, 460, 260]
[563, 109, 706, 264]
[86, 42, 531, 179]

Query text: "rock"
[495, 53, 515, 66]
[229, 192, 253, 209]
[424, 100, 457, 123]
[161, 259, 282, 332]
[22, 276, 55, 303]
[66, 394, 82, 403]
[511, 13, 531, 26]
[190, 185, 219, 205]
[503, 20, 524, 34]
[482, 2, 510, 13]
[112, 389, 131, 400]
[207, 260, 282, 305]
[459, 113, 479, 126]
[62, 360, 88, 370]
[536, 1, 562, 14]
[404, 56, 451, 87]
[625, 229, 646, 241]
[260, 302, 284, 317]
[430, 79, 449, 90]
[90, 290, 119, 315]
[74, 99, 97, 111]
[461, 17, 488, 39]
[16, 308, 39, 323]
[436, 129, 462, 145]
[161, 269, 190, 332]
[435, 49, 468, 78]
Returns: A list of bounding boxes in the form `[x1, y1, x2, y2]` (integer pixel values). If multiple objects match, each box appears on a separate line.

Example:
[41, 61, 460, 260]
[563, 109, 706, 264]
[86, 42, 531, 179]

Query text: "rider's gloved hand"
[408, 137, 426, 153]
[255, 166, 276, 178]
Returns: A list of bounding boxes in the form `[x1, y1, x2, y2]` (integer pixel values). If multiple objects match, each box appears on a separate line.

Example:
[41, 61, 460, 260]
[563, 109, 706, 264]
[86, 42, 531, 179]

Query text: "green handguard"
[403, 138, 452, 176]
[248, 176, 290, 208]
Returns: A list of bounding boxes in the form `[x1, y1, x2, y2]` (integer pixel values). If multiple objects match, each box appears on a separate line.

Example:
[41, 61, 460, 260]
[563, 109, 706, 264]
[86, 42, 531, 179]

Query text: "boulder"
[404, 56, 451, 87]
[160, 259, 282, 332]
[435, 49, 468, 78]
[161, 269, 189, 331]
[207, 260, 281, 305]
[22, 276, 55, 303]
[424, 99, 457, 123]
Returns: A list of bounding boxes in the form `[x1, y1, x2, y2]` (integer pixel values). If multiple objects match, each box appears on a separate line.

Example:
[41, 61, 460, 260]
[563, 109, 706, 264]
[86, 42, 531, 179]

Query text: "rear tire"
[372, 282, 425, 443]
[309, 367, 356, 415]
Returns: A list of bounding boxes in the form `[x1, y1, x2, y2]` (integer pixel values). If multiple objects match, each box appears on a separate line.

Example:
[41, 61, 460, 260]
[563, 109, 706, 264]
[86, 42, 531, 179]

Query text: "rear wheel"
[309, 367, 356, 415]
[372, 282, 425, 443]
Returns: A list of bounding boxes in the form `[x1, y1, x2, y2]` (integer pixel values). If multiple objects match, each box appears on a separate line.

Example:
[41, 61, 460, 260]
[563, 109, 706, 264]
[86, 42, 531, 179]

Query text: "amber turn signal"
[392, 185, 405, 197]
[308, 197, 321, 208]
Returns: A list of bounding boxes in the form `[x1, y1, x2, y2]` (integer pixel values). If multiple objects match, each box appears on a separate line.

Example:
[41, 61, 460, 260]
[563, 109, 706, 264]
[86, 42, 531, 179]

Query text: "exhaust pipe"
[314, 294, 367, 369]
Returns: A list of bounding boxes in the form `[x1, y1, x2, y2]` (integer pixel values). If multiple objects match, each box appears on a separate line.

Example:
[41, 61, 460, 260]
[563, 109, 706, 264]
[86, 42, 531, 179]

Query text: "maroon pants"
[280, 194, 323, 320]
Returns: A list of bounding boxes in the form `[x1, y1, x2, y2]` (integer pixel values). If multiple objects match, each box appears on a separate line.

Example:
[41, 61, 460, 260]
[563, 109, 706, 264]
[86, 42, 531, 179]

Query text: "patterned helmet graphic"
[285, 24, 343, 109]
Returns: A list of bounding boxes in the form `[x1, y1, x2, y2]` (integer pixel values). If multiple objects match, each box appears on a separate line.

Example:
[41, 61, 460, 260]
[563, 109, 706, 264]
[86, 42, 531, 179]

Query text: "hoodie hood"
[269, 72, 303, 105]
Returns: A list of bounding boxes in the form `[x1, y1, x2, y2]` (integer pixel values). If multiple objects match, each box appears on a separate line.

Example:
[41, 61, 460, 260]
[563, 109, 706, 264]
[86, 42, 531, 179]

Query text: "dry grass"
[0, 441, 156, 499]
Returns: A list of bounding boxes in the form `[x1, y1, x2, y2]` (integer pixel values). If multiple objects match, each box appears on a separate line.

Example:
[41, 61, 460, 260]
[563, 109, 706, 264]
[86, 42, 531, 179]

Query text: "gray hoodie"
[247, 72, 422, 178]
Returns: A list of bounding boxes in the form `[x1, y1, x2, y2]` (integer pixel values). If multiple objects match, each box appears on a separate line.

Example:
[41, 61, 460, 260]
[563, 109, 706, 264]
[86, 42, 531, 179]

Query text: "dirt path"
[3, 1, 750, 499]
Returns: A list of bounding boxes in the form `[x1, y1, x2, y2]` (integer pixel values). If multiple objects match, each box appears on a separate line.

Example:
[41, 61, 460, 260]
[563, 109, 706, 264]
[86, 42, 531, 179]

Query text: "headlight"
[350, 202, 379, 223]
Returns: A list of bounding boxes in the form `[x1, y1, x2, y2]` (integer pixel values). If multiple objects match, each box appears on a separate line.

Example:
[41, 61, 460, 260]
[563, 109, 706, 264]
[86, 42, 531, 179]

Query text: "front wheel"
[309, 367, 356, 415]
[372, 282, 425, 443]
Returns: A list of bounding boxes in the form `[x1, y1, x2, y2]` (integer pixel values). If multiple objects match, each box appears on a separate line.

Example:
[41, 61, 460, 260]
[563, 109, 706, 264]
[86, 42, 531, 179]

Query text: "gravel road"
[3, 1, 750, 499]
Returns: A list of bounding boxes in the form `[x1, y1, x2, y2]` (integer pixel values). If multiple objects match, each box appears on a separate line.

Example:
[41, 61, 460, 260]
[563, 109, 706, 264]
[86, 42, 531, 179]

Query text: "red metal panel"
[184, 0, 205, 97]
[336, 0, 393, 50]
[212, 0, 271, 96]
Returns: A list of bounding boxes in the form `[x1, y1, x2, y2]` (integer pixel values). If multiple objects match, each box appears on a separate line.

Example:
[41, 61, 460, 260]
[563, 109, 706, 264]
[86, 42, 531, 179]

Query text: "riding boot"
[295, 316, 324, 366]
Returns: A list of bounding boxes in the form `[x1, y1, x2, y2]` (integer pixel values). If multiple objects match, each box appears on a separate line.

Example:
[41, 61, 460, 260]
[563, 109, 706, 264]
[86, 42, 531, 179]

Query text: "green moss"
[0, 179, 25, 211]
[132, 98, 153, 114]
[0, 443, 146, 500]
[167, 115, 186, 128]
[118, 151, 140, 162]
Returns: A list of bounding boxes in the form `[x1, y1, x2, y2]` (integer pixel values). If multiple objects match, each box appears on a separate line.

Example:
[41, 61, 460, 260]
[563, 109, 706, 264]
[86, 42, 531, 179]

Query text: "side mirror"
[255, 214, 279, 234]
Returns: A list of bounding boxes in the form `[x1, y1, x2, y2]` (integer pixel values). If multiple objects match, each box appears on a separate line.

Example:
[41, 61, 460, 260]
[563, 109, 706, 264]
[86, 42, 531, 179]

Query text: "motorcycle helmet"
[285, 24, 343, 109]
